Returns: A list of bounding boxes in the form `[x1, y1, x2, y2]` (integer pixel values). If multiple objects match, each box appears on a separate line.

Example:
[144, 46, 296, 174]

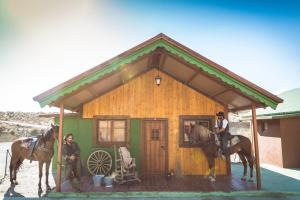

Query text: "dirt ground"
[0, 142, 56, 198]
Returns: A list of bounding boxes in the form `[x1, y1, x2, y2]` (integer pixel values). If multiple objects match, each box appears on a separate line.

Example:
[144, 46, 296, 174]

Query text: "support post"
[251, 103, 261, 189]
[56, 104, 64, 192]
[224, 106, 231, 175]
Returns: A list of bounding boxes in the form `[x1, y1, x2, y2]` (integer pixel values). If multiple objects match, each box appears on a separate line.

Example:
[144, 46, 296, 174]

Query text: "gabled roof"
[33, 33, 282, 112]
[247, 88, 300, 119]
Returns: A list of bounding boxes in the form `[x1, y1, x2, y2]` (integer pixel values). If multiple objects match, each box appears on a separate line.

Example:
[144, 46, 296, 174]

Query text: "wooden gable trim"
[34, 33, 282, 110]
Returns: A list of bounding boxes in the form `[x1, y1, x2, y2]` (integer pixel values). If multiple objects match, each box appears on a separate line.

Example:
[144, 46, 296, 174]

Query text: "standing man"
[215, 111, 231, 160]
[62, 133, 81, 192]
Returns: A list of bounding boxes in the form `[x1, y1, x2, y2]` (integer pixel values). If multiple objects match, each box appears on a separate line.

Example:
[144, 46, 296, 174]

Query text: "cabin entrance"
[141, 119, 168, 176]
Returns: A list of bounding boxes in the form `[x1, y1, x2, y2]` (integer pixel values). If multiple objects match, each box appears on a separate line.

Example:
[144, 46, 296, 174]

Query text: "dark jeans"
[219, 132, 231, 155]
[65, 158, 81, 191]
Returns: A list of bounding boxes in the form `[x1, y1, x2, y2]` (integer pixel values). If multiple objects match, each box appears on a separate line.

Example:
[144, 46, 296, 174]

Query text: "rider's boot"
[217, 148, 226, 161]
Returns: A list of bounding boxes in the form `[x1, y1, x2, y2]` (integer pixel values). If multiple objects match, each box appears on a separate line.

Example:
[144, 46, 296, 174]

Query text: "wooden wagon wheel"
[87, 150, 112, 175]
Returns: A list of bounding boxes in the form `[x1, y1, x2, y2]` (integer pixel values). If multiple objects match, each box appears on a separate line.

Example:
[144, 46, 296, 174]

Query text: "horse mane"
[39, 125, 57, 143]
[191, 124, 213, 144]
[42, 128, 53, 141]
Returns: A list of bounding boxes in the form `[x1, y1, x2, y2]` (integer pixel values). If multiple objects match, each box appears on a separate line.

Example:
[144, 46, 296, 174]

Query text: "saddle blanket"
[20, 138, 37, 149]
[227, 136, 240, 147]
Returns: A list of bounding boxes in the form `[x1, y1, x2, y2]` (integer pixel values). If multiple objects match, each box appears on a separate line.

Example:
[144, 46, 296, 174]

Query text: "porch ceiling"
[33, 33, 282, 112]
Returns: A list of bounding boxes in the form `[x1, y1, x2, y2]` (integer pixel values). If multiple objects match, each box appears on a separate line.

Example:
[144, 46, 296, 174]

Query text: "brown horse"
[9, 124, 59, 193]
[190, 124, 254, 183]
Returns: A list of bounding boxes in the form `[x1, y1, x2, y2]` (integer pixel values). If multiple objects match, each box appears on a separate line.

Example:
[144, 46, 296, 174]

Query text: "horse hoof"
[46, 186, 52, 192]
[208, 176, 216, 183]
[241, 177, 247, 181]
[248, 178, 254, 182]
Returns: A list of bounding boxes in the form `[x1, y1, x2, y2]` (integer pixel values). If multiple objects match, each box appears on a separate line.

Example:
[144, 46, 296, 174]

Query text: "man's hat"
[216, 111, 225, 117]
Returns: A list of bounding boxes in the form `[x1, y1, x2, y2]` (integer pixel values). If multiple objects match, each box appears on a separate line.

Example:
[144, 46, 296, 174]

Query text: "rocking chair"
[114, 145, 141, 184]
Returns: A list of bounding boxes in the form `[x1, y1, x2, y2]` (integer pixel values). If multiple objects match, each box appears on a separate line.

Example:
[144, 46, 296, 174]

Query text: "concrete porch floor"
[45, 163, 300, 199]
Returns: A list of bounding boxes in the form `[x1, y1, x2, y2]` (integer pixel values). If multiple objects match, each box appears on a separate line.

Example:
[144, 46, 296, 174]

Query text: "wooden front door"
[142, 119, 168, 175]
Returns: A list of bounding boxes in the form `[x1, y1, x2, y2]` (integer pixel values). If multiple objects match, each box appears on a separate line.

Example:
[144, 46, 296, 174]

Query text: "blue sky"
[0, 0, 299, 112]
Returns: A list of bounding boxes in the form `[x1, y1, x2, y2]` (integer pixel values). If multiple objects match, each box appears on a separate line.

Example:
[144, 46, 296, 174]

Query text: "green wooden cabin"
[34, 34, 282, 179]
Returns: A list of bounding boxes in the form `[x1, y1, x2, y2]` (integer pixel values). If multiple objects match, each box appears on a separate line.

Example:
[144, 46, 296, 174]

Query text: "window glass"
[96, 119, 127, 143]
[179, 116, 214, 147]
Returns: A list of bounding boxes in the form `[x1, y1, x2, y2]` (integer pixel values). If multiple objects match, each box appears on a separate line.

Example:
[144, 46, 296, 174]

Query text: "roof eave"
[33, 33, 282, 110]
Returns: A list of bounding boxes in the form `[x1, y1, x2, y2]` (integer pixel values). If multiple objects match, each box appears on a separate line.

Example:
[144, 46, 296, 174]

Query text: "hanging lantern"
[155, 74, 162, 86]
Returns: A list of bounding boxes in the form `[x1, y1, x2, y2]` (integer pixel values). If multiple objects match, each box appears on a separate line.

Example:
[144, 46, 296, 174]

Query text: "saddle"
[21, 137, 38, 162]
[214, 134, 240, 148]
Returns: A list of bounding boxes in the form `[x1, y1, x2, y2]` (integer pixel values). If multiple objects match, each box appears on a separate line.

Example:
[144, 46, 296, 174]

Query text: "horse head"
[50, 124, 59, 140]
[189, 123, 212, 144]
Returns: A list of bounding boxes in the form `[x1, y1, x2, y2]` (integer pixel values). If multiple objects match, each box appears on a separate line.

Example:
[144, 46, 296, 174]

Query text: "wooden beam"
[165, 51, 264, 106]
[146, 52, 154, 69]
[56, 104, 64, 192]
[251, 103, 261, 190]
[158, 52, 167, 69]
[210, 89, 229, 98]
[54, 53, 150, 105]
[161, 69, 226, 106]
[186, 72, 199, 85]
[229, 105, 252, 113]
[81, 67, 154, 107]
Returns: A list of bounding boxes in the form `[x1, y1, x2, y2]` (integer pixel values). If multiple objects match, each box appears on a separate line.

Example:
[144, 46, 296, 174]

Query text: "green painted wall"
[130, 119, 141, 171]
[53, 116, 141, 175]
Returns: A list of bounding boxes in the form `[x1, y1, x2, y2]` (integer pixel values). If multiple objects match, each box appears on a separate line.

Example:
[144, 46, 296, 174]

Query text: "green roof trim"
[37, 39, 279, 109]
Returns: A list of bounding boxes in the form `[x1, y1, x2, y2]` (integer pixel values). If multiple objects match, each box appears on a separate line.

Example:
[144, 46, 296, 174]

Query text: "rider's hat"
[216, 111, 225, 117]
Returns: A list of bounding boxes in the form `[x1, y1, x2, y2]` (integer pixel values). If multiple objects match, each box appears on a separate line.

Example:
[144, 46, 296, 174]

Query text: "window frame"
[93, 115, 130, 147]
[179, 115, 215, 148]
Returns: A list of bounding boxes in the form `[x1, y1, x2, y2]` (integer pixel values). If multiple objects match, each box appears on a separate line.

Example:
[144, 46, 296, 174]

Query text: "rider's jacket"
[216, 119, 229, 135]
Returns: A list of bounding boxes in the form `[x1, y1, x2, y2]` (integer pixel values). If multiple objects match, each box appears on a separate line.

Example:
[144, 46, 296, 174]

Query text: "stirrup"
[217, 149, 222, 156]
[217, 149, 226, 160]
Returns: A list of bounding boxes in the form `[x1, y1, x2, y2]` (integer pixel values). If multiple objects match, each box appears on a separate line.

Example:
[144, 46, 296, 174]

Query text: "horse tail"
[10, 140, 24, 170]
[9, 158, 13, 172]
[10, 157, 23, 171]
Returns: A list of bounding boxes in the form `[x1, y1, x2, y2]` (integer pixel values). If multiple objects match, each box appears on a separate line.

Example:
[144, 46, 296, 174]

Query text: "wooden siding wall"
[280, 117, 300, 168]
[83, 69, 226, 175]
[257, 120, 283, 167]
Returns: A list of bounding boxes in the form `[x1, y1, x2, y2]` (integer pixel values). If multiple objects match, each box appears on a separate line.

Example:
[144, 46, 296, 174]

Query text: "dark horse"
[10, 124, 59, 193]
[190, 124, 254, 182]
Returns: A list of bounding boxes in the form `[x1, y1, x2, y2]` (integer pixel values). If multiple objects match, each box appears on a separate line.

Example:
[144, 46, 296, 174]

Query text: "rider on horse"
[214, 111, 231, 160]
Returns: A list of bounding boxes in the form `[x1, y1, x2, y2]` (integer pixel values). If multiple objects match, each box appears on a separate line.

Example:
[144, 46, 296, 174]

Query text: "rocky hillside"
[0, 111, 54, 142]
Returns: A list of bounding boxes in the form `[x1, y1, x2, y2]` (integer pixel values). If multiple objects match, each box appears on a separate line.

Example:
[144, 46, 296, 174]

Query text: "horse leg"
[45, 160, 51, 191]
[12, 157, 23, 185]
[238, 152, 247, 181]
[207, 157, 216, 183]
[246, 154, 254, 182]
[38, 161, 43, 193]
